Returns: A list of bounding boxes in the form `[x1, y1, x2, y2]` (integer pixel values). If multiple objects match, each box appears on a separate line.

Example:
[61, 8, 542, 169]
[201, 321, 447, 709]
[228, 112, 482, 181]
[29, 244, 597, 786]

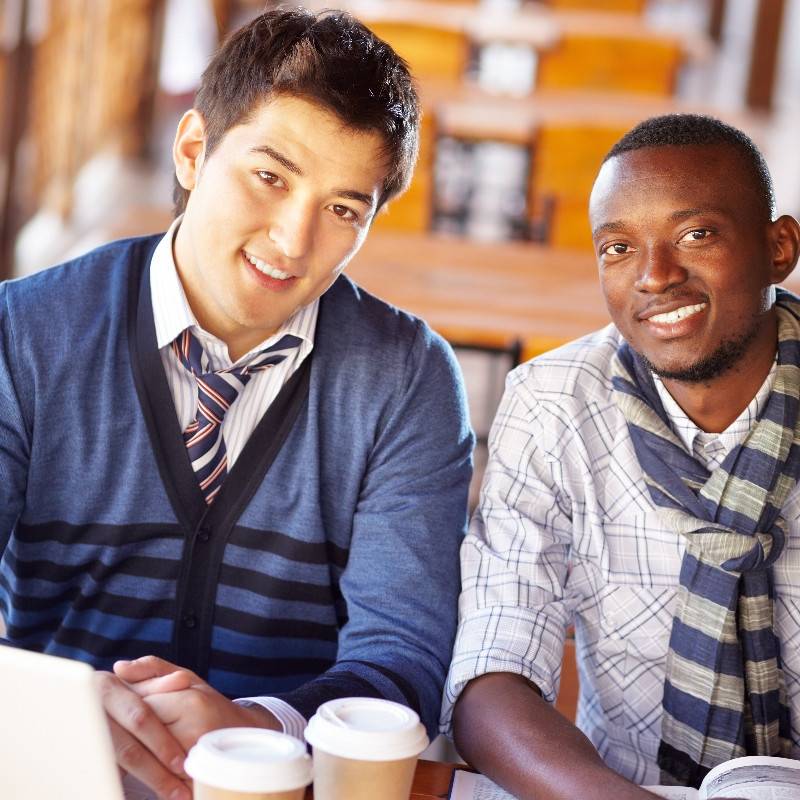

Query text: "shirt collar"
[149, 216, 318, 367]
[653, 358, 777, 459]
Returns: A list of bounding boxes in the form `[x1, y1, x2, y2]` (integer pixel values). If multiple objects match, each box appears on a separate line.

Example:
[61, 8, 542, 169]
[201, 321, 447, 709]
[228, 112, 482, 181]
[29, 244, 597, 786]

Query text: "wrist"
[240, 703, 282, 731]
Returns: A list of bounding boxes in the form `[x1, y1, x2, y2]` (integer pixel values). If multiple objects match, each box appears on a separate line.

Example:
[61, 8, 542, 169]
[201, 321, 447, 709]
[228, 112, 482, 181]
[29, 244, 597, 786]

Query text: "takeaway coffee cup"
[185, 728, 312, 800]
[304, 698, 429, 800]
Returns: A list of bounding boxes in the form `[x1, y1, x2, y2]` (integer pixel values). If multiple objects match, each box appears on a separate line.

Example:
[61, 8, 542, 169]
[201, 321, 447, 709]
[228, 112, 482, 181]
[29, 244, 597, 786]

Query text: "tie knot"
[171, 329, 303, 378]
[172, 328, 304, 505]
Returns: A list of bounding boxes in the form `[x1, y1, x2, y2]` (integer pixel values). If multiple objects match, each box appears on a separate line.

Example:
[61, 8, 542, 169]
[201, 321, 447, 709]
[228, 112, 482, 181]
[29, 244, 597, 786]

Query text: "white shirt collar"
[149, 216, 318, 367]
[653, 358, 777, 460]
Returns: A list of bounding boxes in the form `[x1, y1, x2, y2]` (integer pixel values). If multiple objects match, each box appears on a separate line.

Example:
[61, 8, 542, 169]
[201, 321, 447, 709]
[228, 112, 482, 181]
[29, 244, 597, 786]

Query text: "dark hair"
[173, 9, 419, 215]
[603, 113, 775, 221]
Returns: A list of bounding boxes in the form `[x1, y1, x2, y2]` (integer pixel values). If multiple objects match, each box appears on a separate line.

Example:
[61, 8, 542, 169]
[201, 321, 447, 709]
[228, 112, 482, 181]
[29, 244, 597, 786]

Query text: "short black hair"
[174, 9, 419, 215]
[603, 114, 775, 221]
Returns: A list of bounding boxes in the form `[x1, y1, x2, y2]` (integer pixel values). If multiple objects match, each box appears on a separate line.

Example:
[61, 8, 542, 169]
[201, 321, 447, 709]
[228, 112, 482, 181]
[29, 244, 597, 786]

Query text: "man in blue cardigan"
[0, 10, 473, 799]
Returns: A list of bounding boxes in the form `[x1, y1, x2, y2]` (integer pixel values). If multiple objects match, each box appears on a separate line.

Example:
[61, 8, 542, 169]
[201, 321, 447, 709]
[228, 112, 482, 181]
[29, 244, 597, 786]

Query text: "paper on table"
[642, 786, 697, 800]
[449, 769, 702, 800]
[449, 769, 518, 799]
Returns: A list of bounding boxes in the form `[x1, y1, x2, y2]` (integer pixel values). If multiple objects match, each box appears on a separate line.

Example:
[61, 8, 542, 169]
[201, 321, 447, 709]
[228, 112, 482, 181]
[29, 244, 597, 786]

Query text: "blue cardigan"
[0, 234, 473, 735]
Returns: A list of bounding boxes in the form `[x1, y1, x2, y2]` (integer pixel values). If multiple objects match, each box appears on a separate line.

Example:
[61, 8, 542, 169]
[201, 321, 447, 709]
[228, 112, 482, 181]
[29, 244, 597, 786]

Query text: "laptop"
[0, 644, 155, 799]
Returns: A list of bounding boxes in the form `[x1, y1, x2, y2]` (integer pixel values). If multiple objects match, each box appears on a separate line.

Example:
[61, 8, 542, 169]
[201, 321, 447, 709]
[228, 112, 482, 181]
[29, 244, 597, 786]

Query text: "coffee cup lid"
[304, 698, 429, 761]
[185, 728, 312, 792]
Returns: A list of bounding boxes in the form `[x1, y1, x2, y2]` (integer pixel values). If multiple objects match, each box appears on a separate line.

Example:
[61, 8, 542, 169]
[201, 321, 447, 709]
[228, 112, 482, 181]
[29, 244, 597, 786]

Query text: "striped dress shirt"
[150, 220, 316, 737]
[442, 325, 800, 785]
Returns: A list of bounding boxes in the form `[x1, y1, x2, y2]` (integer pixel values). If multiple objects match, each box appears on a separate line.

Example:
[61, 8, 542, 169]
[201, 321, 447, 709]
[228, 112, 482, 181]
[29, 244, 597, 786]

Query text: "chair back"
[528, 121, 628, 249]
[543, 0, 646, 11]
[368, 20, 470, 83]
[373, 107, 437, 233]
[536, 31, 683, 96]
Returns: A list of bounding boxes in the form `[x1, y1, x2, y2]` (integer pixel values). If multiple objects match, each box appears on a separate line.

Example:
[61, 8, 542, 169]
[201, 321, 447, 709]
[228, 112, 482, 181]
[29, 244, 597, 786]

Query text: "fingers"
[108, 717, 191, 800]
[95, 671, 190, 800]
[114, 655, 195, 684]
[144, 691, 202, 751]
[124, 670, 196, 697]
[144, 686, 272, 752]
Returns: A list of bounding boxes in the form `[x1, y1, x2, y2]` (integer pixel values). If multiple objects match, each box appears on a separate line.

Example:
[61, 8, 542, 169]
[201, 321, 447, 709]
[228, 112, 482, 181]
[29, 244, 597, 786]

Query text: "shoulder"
[319, 274, 459, 378]
[1, 234, 161, 321]
[507, 324, 624, 419]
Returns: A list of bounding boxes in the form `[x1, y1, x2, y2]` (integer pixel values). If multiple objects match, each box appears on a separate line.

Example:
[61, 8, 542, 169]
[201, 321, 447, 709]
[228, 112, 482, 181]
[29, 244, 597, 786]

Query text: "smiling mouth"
[243, 250, 292, 281]
[647, 302, 708, 325]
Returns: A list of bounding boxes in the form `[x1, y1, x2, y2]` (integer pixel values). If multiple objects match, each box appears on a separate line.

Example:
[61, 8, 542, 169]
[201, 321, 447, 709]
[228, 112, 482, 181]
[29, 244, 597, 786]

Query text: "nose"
[268, 198, 315, 261]
[634, 244, 688, 293]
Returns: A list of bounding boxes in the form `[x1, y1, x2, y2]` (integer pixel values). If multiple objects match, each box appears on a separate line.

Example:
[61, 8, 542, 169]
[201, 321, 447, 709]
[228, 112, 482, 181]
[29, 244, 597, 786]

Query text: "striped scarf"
[611, 291, 800, 787]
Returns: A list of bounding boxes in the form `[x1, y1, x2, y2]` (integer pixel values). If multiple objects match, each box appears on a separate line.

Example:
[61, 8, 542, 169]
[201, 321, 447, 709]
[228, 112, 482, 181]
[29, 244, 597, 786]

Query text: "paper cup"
[185, 728, 312, 800]
[304, 698, 429, 800]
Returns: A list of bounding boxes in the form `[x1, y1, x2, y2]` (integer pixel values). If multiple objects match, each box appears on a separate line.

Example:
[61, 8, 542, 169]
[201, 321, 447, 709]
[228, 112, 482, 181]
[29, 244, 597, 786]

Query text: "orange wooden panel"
[373, 107, 437, 233]
[555, 637, 579, 722]
[529, 121, 628, 249]
[536, 32, 683, 96]
[544, 0, 646, 12]
[367, 20, 469, 82]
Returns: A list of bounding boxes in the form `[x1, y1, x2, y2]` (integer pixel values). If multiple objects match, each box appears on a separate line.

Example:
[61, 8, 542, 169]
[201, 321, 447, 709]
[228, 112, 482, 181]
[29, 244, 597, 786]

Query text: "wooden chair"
[528, 121, 629, 249]
[535, 30, 684, 96]
[366, 20, 470, 83]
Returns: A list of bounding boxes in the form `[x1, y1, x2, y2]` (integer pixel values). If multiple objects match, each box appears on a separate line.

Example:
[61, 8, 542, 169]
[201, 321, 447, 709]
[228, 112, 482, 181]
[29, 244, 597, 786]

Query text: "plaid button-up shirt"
[442, 325, 800, 785]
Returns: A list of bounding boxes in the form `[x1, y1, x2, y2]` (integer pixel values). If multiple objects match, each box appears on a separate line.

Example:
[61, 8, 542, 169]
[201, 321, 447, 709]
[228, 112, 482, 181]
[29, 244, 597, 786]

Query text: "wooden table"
[411, 759, 457, 799]
[348, 230, 608, 361]
[303, 759, 457, 798]
[426, 84, 772, 147]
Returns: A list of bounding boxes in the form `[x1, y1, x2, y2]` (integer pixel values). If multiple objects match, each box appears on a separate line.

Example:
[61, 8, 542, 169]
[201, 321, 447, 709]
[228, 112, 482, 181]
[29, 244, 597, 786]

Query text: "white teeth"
[244, 252, 291, 280]
[649, 302, 707, 325]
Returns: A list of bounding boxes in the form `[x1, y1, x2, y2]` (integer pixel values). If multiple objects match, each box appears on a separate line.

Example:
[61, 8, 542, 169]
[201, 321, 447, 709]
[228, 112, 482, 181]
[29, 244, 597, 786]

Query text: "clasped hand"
[95, 655, 279, 800]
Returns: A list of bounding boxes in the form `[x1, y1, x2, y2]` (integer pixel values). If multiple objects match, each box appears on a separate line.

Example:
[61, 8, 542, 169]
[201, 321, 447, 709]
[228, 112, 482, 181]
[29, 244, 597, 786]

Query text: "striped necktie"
[172, 328, 303, 504]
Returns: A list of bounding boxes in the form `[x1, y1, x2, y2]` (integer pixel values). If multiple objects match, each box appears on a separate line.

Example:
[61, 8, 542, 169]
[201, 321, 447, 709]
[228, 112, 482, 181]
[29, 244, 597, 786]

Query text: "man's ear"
[768, 214, 800, 284]
[173, 109, 207, 192]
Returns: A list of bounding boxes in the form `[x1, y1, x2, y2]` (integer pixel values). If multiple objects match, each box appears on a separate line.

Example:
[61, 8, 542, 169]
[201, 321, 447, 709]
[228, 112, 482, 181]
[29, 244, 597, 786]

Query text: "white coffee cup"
[304, 698, 429, 800]
[185, 728, 312, 800]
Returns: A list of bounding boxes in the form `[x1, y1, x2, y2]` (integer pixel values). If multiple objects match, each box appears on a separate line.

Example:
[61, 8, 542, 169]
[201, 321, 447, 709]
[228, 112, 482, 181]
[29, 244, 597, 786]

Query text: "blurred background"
[2, 0, 800, 509]
[2, 0, 800, 754]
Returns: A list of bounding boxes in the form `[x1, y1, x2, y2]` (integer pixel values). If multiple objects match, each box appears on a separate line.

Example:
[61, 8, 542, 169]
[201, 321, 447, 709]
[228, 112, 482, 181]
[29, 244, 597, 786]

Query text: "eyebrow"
[669, 207, 727, 222]
[336, 189, 376, 207]
[249, 145, 376, 207]
[250, 145, 303, 175]
[592, 207, 728, 238]
[591, 220, 627, 238]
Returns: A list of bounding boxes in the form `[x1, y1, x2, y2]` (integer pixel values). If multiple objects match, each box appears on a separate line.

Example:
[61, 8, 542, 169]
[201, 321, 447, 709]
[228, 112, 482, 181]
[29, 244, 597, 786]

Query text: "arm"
[445, 370, 661, 800]
[273, 325, 473, 736]
[0, 283, 30, 555]
[454, 673, 660, 800]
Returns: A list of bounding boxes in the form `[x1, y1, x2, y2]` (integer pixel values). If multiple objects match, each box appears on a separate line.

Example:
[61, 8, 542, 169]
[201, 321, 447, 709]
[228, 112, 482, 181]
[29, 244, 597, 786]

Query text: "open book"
[647, 756, 800, 800]
[449, 757, 800, 800]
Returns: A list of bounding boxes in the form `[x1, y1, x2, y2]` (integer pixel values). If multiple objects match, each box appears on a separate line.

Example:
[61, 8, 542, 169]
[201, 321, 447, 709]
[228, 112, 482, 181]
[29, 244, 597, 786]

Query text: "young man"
[444, 115, 800, 798]
[0, 10, 473, 800]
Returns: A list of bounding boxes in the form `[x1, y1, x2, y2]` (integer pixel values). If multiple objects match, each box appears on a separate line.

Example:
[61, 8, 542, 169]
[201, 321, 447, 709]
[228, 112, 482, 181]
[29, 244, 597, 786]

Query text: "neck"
[172, 220, 275, 362]
[660, 324, 778, 433]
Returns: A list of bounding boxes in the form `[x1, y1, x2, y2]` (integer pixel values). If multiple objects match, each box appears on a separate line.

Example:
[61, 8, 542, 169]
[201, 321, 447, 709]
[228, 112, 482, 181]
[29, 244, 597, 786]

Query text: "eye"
[680, 228, 712, 242]
[600, 242, 632, 256]
[256, 170, 284, 188]
[329, 203, 359, 223]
